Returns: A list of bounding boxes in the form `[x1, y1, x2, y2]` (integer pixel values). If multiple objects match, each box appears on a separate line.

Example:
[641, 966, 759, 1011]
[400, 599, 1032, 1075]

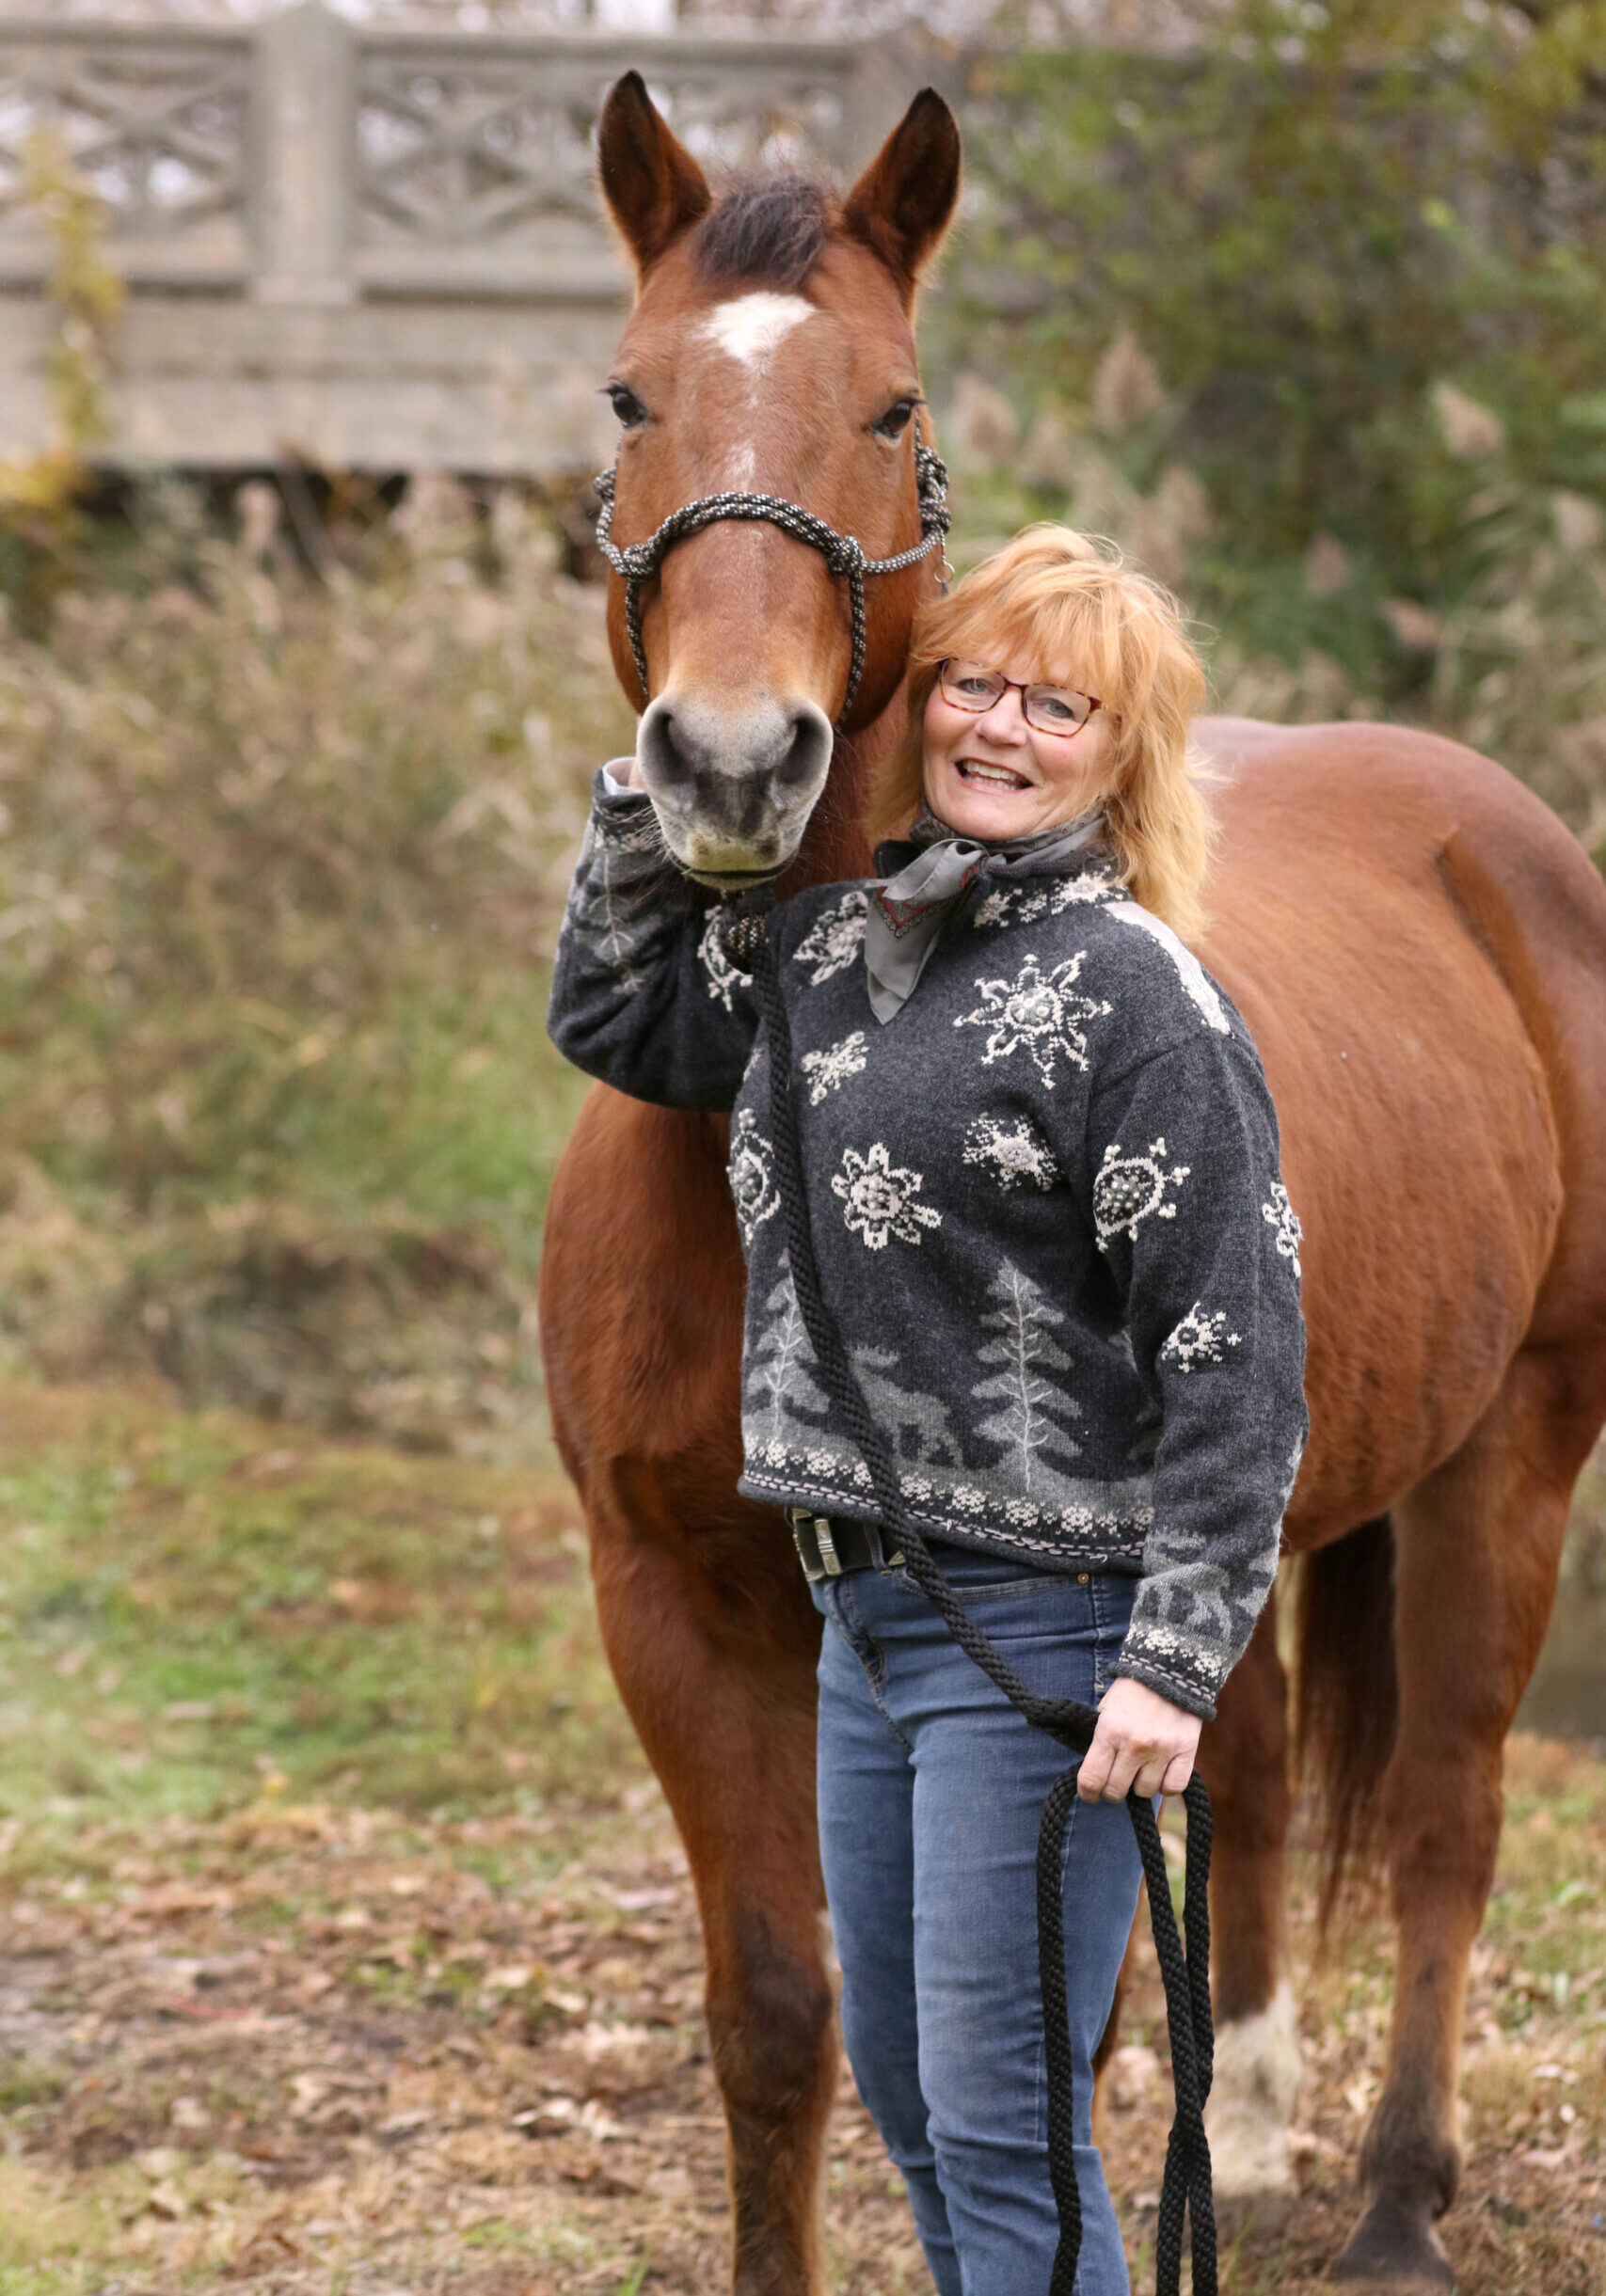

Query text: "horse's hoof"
[1333, 2192, 1455, 2287]
[1203, 1981, 1302, 2246]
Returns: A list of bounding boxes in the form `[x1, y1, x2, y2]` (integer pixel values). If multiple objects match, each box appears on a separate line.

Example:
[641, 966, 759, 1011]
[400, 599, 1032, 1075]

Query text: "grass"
[0, 1383, 639, 1833]
[0, 1382, 1596, 2292]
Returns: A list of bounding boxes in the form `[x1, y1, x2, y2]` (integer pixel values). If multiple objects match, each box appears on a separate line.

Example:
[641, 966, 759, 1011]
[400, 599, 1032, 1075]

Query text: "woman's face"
[921, 655, 1118, 842]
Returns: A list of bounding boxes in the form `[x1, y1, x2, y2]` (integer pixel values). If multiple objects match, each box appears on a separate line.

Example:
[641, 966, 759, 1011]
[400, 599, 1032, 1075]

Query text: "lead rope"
[731, 898, 1217, 2296]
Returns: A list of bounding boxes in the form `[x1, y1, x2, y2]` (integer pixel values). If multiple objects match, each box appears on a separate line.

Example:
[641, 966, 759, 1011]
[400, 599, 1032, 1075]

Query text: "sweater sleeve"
[1076, 1027, 1309, 1720]
[546, 768, 758, 1111]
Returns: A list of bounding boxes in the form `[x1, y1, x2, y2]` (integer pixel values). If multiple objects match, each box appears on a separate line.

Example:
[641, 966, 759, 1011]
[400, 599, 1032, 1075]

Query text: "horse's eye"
[605, 383, 648, 430]
[871, 397, 917, 441]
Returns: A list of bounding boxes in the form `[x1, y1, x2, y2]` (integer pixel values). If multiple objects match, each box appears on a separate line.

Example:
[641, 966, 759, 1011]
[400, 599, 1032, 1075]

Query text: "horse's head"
[595, 74, 961, 887]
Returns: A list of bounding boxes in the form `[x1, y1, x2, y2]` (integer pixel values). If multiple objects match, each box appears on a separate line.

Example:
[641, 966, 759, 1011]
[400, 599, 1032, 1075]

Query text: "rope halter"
[593, 425, 952, 729]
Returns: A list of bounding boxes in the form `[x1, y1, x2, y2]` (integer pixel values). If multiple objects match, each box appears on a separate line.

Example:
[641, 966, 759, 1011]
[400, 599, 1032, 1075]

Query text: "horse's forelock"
[691, 174, 832, 293]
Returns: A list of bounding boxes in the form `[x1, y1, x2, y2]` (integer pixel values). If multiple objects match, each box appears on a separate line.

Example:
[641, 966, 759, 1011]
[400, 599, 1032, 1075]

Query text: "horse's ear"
[597, 71, 711, 276]
[841, 88, 961, 301]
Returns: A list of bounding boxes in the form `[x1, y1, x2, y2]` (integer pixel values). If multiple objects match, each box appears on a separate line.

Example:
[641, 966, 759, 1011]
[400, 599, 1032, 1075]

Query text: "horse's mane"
[691, 173, 831, 292]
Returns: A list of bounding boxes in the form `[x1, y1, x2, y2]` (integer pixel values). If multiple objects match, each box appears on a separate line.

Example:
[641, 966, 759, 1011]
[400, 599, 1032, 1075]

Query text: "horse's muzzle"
[636, 692, 833, 883]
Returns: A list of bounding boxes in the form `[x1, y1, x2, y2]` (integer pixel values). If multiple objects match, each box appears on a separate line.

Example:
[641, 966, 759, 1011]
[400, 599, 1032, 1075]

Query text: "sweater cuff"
[597, 757, 640, 800]
[1109, 1629, 1221, 1723]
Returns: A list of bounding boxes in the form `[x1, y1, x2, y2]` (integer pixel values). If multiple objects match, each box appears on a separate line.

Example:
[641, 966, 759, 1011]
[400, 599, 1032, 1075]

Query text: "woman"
[549, 526, 1308, 2294]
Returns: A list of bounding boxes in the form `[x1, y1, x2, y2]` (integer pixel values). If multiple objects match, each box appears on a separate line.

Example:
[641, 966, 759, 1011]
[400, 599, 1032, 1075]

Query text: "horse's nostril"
[640, 705, 694, 797]
[774, 706, 833, 794]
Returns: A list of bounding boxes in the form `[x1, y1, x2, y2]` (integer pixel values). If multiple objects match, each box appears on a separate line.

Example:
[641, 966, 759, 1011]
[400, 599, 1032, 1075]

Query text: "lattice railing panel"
[0, 31, 247, 269]
[353, 43, 857, 256]
[646, 64, 851, 176]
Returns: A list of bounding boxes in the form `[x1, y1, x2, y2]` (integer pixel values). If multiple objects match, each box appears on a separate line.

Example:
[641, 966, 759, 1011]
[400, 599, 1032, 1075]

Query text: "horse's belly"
[1201, 735, 1571, 1539]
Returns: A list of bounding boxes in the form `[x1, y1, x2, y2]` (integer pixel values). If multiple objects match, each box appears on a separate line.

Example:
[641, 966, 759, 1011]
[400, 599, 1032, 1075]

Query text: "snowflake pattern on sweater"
[803, 1031, 868, 1105]
[792, 892, 868, 985]
[1160, 1303, 1242, 1373]
[955, 951, 1114, 1085]
[962, 1113, 1059, 1193]
[832, 1143, 942, 1249]
[548, 775, 1310, 1720]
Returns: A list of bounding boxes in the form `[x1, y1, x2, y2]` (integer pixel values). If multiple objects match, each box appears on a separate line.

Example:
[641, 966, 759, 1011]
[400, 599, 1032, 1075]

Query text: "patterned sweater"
[548, 774, 1309, 1720]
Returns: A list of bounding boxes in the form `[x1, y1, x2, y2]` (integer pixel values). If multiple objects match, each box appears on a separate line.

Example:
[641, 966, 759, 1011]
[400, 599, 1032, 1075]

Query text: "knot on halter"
[915, 444, 952, 530]
[591, 412, 952, 732]
[825, 533, 867, 578]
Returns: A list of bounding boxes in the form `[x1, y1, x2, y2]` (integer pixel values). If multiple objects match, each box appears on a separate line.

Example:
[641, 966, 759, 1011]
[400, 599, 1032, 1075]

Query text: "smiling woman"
[548, 484, 1309, 2296]
[869, 524, 1213, 938]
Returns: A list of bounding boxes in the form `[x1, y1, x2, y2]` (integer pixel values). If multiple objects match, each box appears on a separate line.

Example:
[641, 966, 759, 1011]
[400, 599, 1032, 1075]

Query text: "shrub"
[938, 0, 1606, 844]
[0, 482, 633, 1445]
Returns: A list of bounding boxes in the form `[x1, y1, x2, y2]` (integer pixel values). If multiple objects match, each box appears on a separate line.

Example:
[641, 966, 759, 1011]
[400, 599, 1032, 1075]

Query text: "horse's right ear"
[841, 88, 962, 302]
[597, 72, 711, 277]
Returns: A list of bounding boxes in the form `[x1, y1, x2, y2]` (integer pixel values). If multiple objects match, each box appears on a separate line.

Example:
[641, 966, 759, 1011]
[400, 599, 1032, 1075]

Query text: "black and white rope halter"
[593, 426, 952, 727]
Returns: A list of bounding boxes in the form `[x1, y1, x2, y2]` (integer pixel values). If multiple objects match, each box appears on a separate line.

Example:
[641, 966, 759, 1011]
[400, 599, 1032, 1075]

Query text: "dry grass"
[0, 484, 632, 1447]
[0, 1385, 1600, 2294]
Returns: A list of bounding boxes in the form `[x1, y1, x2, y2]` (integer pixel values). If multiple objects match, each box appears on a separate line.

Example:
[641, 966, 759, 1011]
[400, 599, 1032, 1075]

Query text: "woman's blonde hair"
[867, 525, 1214, 942]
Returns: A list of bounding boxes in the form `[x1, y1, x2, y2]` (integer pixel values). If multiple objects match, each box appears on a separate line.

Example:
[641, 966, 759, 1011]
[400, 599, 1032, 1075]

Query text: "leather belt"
[787, 1508, 904, 1582]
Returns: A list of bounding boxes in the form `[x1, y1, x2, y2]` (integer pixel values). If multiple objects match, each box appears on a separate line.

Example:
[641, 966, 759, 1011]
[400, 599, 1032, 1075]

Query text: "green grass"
[0, 1385, 639, 1834]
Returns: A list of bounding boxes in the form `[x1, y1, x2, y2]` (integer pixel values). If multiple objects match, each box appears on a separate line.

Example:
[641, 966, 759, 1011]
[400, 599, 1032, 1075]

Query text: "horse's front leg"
[1194, 1586, 1301, 2227]
[590, 1476, 835, 2296]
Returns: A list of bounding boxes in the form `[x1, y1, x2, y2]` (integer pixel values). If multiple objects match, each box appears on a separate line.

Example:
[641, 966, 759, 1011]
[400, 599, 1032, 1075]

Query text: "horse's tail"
[1294, 1515, 1399, 1937]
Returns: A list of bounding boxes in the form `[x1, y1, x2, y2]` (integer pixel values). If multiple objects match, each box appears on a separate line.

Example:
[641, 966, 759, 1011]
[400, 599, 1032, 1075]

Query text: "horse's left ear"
[597, 71, 711, 277]
[841, 88, 962, 302]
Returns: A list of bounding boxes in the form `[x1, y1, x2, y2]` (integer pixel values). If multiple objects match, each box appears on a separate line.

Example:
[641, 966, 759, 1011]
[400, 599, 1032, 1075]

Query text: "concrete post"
[254, 0, 354, 306]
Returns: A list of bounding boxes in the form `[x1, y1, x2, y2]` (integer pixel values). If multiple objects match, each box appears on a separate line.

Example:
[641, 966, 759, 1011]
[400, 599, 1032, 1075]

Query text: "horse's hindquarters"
[1194, 721, 1606, 2283]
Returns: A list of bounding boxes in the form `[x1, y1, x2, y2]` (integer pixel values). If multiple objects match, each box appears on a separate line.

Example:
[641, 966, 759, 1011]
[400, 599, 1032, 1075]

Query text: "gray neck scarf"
[863, 803, 1111, 1022]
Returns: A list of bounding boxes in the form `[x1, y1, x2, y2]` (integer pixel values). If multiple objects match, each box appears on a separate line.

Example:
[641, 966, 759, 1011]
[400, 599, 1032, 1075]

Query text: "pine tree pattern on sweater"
[548, 774, 1310, 1721]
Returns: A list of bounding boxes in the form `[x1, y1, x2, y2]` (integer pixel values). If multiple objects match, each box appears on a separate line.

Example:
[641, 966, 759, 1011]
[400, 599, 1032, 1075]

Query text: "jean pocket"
[919, 1542, 1078, 1599]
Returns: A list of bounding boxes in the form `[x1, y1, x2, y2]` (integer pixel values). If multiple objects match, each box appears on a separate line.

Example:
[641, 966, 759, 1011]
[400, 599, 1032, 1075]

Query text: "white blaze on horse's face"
[633, 286, 838, 887]
[699, 292, 815, 374]
[702, 295, 811, 493]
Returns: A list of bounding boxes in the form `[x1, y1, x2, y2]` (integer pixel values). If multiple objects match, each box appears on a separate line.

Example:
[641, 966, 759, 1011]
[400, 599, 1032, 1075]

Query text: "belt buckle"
[814, 1517, 842, 1576]
[790, 1506, 835, 1579]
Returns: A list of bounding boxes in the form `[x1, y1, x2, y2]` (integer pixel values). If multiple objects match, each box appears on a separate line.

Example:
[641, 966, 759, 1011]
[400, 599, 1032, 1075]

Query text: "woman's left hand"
[1077, 1676, 1201, 1804]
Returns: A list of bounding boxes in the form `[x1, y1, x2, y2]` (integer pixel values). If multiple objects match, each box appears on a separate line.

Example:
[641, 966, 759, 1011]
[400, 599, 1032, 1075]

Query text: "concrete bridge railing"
[0, 2, 919, 472]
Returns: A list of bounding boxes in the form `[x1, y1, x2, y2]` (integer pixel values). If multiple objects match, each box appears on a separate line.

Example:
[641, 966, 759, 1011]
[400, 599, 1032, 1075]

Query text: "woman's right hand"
[1077, 1675, 1201, 1803]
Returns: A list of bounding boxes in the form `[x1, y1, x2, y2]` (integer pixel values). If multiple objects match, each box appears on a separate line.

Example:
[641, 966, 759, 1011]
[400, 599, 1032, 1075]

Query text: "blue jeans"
[811, 1541, 1147, 2296]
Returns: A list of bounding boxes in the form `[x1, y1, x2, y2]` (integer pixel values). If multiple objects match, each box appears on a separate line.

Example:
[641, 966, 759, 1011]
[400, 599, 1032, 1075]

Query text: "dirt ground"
[0, 1390, 1602, 2294]
[1, 1754, 1602, 2295]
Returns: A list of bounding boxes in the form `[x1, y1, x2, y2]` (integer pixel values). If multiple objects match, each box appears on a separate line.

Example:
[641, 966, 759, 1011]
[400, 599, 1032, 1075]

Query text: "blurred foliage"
[0, 481, 632, 1447]
[0, 133, 121, 625]
[937, 0, 1606, 847]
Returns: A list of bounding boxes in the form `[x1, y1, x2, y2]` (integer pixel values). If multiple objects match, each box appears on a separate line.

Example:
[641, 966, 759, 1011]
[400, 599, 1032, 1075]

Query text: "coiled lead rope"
[730, 895, 1217, 2296]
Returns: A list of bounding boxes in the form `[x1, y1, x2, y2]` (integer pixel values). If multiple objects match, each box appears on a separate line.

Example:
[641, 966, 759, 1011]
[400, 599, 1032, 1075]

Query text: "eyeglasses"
[937, 659, 1104, 737]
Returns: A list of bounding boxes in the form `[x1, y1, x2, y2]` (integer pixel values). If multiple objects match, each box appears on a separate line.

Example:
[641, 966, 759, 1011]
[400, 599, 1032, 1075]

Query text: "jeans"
[810, 1540, 1147, 2296]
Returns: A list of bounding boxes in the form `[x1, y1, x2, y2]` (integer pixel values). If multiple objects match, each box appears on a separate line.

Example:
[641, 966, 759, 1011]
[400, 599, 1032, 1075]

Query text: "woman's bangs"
[932, 582, 1125, 706]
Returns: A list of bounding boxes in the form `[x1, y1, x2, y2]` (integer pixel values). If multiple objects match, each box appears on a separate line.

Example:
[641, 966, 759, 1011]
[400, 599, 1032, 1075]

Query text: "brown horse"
[538, 75, 1606, 2294]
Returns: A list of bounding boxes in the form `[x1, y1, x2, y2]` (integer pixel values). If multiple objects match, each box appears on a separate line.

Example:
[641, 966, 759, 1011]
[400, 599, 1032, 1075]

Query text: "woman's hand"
[1077, 1676, 1201, 1804]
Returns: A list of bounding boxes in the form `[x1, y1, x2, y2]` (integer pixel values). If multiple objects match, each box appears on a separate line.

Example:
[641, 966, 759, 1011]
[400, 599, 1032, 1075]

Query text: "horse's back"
[1194, 720, 1606, 1536]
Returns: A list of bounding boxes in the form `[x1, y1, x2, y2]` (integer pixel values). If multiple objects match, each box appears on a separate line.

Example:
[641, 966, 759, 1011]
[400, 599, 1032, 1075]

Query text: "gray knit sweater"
[549, 774, 1309, 1720]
